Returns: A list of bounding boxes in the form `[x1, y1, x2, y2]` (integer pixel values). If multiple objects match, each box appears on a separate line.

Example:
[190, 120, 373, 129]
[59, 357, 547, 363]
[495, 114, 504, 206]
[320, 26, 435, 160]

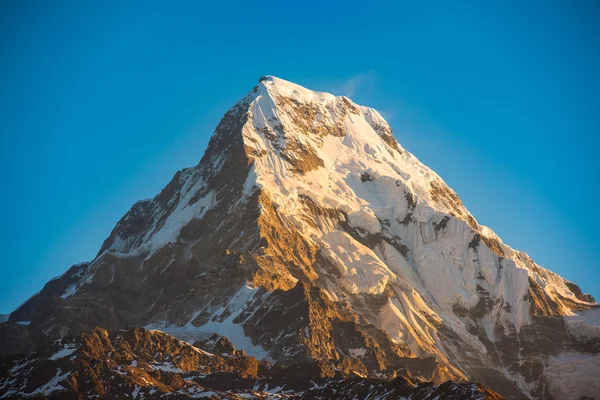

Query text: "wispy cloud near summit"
[324, 71, 377, 98]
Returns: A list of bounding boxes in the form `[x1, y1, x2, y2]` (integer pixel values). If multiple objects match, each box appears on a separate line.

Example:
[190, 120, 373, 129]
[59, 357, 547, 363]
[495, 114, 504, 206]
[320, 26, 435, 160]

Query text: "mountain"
[0, 327, 502, 399]
[2, 76, 599, 399]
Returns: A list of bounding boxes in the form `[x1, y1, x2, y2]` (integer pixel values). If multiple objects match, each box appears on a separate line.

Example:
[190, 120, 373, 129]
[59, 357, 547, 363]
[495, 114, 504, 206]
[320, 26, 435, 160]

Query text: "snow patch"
[144, 189, 217, 256]
[48, 344, 78, 361]
[151, 362, 183, 373]
[28, 368, 71, 396]
[146, 284, 270, 360]
[565, 307, 600, 338]
[348, 348, 367, 358]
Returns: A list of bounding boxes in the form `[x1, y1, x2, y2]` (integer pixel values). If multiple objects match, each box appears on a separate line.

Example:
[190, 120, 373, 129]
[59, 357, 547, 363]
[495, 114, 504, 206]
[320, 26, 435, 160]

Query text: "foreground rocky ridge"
[2, 77, 599, 399]
[0, 327, 503, 399]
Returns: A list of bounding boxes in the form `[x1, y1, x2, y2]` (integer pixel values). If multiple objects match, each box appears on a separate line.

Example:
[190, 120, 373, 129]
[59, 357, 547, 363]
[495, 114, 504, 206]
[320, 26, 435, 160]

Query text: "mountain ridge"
[0, 326, 504, 399]
[2, 76, 599, 399]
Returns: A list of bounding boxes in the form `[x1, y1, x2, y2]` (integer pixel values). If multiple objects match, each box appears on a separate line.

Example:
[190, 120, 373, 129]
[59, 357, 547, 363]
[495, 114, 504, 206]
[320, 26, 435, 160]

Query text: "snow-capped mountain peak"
[4, 77, 598, 400]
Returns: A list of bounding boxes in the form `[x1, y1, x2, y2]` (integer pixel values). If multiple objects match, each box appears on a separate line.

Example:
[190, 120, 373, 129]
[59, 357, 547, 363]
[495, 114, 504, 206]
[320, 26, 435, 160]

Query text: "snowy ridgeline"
[26, 76, 596, 400]
[241, 77, 593, 345]
[65, 75, 595, 364]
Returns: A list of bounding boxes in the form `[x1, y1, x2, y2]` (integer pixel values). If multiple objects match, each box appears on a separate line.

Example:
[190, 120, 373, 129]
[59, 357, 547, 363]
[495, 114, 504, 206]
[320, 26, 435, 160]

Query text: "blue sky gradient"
[1, 0, 599, 313]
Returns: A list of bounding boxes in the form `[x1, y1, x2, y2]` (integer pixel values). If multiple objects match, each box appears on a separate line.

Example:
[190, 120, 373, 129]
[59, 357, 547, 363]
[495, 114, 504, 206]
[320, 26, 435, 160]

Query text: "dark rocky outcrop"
[0, 328, 503, 399]
[2, 77, 597, 399]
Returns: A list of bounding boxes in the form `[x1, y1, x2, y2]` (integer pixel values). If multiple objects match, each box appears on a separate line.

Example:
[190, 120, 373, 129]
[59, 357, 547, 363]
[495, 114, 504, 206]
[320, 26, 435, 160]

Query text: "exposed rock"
[0, 323, 34, 357]
[2, 76, 597, 399]
[194, 334, 243, 356]
[0, 328, 502, 399]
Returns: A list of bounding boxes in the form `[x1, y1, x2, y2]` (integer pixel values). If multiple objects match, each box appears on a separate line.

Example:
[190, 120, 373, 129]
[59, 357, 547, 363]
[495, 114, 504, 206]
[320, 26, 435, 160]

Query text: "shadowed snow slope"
[2, 76, 598, 400]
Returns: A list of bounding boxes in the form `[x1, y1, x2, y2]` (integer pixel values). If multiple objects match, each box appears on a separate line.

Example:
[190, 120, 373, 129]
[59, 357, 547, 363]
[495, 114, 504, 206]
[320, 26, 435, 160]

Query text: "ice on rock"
[231, 78, 598, 388]
[35, 76, 596, 399]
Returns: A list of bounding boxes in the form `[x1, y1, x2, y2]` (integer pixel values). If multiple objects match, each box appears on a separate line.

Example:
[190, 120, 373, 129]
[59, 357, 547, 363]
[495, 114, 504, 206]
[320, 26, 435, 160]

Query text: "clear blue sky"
[1, 1, 598, 313]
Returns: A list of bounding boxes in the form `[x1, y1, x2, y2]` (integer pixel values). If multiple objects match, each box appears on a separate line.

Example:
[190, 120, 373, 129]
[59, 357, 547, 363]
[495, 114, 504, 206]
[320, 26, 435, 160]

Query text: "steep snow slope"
[4, 76, 598, 400]
[231, 77, 598, 398]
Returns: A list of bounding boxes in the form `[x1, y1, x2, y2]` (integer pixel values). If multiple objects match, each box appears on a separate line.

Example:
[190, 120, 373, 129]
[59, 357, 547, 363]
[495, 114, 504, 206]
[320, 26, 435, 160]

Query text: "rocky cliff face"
[2, 77, 599, 399]
[0, 327, 503, 399]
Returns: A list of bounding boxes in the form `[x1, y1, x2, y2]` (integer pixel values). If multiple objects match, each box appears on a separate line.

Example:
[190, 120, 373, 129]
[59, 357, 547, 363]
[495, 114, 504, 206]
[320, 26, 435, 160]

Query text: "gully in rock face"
[1, 77, 598, 400]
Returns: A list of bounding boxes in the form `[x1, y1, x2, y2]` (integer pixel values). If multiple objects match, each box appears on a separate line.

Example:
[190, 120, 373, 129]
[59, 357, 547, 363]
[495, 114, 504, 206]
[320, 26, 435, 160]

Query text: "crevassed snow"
[237, 76, 593, 376]
[31, 76, 595, 395]
[245, 79, 500, 314]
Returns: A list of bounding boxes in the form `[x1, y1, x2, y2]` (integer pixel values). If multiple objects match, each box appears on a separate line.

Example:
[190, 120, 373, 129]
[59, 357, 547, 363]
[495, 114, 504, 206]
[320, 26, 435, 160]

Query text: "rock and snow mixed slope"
[2, 76, 598, 399]
[0, 328, 502, 399]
